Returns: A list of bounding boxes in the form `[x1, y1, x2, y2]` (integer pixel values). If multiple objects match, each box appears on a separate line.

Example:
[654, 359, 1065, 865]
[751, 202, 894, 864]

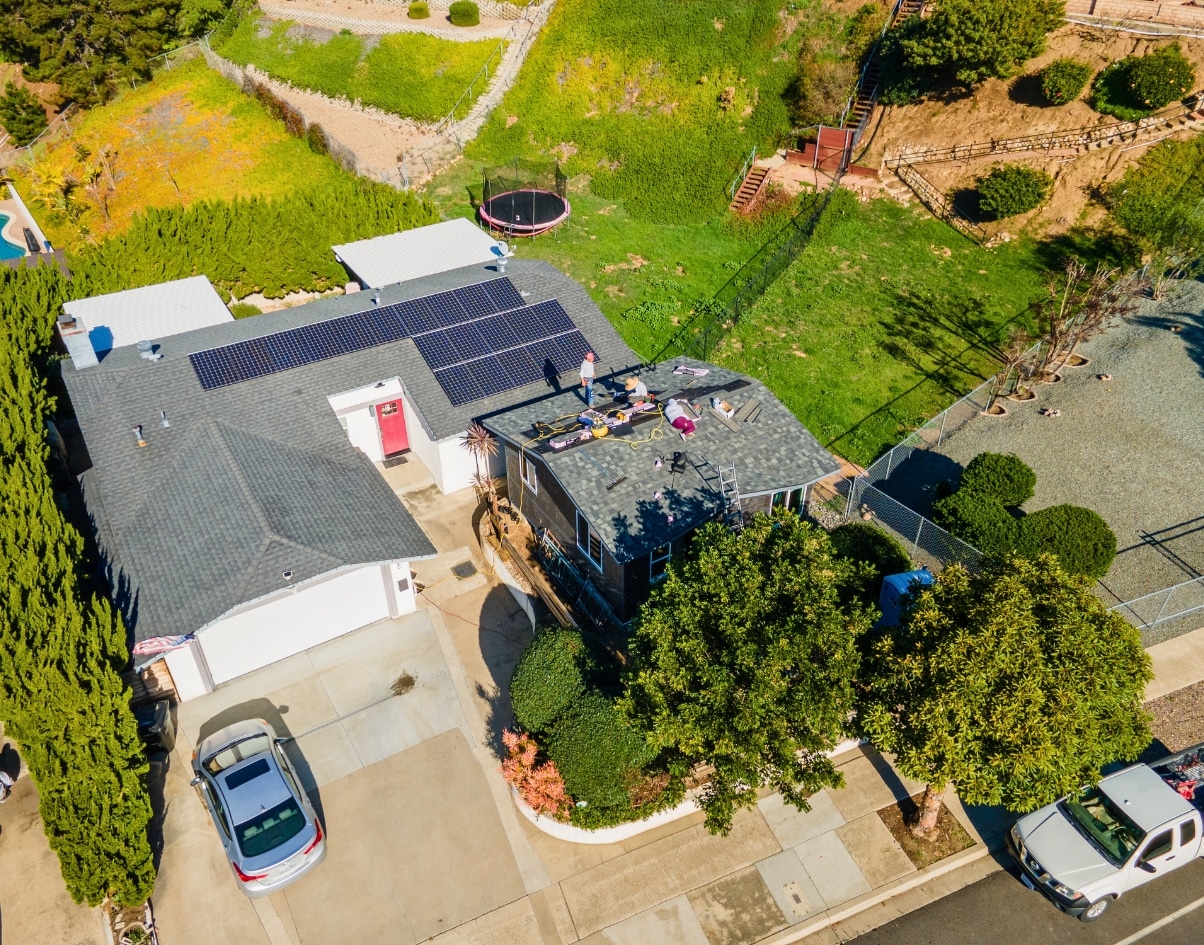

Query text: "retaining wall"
[1065, 0, 1204, 29]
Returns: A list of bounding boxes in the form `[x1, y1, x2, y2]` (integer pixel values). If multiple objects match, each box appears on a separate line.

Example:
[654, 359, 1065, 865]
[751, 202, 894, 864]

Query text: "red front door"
[375, 400, 409, 456]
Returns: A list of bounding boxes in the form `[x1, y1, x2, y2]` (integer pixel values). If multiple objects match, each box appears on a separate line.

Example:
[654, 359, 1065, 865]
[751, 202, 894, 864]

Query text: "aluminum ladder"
[717, 463, 744, 530]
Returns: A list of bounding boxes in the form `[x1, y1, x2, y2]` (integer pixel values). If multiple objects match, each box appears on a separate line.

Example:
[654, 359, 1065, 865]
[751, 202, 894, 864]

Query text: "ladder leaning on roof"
[717, 463, 744, 531]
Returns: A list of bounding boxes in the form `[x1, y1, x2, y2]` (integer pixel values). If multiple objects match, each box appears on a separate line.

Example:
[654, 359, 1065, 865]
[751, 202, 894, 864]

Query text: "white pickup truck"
[1007, 743, 1204, 922]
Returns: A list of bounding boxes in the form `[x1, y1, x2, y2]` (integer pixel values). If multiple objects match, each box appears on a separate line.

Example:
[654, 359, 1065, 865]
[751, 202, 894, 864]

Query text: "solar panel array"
[190, 280, 524, 391]
[430, 301, 590, 406]
[188, 278, 593, 408]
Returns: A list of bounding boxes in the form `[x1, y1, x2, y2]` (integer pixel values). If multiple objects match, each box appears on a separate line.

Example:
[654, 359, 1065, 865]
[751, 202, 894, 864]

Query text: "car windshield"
[204, 734, 272, 774]
[1063, 786, 1144, 865]
[236, 798, 306, 858]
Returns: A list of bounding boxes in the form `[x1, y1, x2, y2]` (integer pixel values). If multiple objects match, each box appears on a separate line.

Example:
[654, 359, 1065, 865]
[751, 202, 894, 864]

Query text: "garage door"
[199, 566, 391, 685]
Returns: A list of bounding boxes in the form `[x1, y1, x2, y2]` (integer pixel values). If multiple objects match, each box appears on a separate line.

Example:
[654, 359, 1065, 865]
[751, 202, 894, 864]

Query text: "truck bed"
[1152, 742, 1204, 813]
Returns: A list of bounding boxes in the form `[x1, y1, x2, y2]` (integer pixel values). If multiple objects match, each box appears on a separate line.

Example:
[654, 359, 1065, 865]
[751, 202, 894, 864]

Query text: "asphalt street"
[849, 857, 1204, 945]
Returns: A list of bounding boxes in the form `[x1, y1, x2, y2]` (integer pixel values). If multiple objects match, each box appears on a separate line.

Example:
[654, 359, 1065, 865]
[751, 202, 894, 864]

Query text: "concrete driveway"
[154, 604, 529, 945]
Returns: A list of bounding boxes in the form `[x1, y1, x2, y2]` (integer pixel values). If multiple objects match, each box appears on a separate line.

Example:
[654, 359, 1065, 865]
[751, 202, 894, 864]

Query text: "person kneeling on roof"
[624, 375, 652, 404]
[664, 398, 696, 440]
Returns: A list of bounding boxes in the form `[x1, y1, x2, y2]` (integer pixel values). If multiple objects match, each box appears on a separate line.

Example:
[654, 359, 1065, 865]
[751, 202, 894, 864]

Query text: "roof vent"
[132, 425, 147, 448]
[160, 410, 170, 429]
[137, 340, 162, 362]
[282, 570, 293, 581]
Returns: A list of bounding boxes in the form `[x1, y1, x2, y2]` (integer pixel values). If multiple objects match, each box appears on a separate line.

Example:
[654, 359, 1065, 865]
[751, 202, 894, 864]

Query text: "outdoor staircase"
[717, 463, 744, 531]
[840, 61, 881, 133]
[729, 166, 769, 213]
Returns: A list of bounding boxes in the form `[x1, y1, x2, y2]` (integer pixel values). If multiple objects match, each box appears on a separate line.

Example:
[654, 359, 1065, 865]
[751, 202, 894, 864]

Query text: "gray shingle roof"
[64, 259, 637, 642]
[481, 358, 840, 563]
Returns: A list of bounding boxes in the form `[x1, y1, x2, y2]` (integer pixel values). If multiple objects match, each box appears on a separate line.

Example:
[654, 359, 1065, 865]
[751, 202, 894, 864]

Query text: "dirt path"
[259, 0, 519, 38]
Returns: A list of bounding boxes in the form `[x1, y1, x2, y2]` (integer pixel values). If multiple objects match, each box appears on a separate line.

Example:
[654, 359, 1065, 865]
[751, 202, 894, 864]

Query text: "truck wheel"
[1080, 897, 1113, 922]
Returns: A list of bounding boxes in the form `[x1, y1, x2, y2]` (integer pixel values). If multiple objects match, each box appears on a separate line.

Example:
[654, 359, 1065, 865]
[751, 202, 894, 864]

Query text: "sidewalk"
[426, 577, 1012, 945]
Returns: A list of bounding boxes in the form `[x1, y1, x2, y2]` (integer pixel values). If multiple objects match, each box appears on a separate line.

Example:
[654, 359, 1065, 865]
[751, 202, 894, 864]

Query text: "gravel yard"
[878, 280, 1204, 644]
[1147, 678, 1204, 755]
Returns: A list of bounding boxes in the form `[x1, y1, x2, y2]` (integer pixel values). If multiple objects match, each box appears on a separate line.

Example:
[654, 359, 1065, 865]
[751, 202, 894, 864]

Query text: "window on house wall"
[519, 450, 538, 493]
[650, 544, 671, 582]
[576, 511, 603, 571]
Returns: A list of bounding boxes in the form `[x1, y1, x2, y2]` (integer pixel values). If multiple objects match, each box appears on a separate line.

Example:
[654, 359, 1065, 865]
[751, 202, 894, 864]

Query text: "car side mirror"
[190, 776, 202, 787]
[1139, 862, 1157, 873]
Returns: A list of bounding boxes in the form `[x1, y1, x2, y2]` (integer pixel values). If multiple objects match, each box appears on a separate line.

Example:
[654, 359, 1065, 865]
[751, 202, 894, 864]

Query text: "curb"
[758, 841, 996, 945]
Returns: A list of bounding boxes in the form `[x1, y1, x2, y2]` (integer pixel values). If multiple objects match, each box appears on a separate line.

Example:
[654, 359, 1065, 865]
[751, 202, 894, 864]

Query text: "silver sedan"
[191, 719, 326, 897]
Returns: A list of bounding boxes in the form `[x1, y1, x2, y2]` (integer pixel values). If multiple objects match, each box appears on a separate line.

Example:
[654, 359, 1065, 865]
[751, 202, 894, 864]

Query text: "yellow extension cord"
[513, 402, 668, 521]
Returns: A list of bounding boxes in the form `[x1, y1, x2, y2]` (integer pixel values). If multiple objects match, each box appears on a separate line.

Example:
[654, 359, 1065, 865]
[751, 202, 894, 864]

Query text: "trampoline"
[480, 160, 570, 237]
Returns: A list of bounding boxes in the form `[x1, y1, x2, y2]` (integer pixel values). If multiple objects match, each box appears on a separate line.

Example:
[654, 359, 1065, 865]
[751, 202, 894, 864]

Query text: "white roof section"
[62, 275, 233, 355]
[333, 218, 501, 289]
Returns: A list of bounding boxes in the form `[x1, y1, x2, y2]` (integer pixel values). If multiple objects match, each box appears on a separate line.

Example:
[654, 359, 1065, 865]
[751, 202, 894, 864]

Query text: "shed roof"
[61, 275, 233, 354]
[481, 358, 840, 563]
[333, 218, 502, 288]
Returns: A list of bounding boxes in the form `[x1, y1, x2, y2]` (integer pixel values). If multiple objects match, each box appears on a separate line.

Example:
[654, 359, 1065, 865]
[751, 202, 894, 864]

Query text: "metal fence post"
[936, 408, 948, 446]
[913, 517, 923, 557]
[884, 449, 894, 479]
[844, 476, 859, 519]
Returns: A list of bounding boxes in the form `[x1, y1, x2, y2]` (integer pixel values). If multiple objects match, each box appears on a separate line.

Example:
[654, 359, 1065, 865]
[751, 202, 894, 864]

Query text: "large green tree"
[0, 0, 180, 105]
[0, 81, 48, 145]
[619, 511, 872, 834]
[859, 555, 1151, 838]
[0, 264, 155, 904]
[901, 0, 1065, 87]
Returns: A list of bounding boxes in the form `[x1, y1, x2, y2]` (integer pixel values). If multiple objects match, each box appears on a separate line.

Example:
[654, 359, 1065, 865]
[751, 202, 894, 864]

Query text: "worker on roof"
[664, 398, 697, 440]
[579, 351, 596, 406]
[624, 375, 651, 404]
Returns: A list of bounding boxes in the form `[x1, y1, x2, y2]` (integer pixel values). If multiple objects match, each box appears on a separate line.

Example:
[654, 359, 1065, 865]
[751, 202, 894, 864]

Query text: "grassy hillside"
[467, 0, 843, 222]
[14, 58, 347, 251]
[218, 14, 503, 123]
[712, 196, 1050, 465]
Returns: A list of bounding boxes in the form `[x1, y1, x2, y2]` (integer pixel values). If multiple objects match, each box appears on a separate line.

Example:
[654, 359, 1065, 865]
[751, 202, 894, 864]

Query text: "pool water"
[0, 213, 28, 259]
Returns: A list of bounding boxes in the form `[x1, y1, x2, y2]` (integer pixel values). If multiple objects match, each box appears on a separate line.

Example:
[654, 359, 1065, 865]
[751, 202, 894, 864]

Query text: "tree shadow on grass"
[949, 187, 986, 225]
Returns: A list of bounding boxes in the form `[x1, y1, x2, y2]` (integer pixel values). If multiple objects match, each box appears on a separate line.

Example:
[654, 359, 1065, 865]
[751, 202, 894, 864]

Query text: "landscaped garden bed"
[878, 793, 975, 870]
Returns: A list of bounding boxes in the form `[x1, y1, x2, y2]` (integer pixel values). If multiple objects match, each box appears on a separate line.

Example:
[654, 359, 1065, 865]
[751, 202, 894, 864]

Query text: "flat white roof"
[333, 218, 501, 289]
[62, 275, 233, 354]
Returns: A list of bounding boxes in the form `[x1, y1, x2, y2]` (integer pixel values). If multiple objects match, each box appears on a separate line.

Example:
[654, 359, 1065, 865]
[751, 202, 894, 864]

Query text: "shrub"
[976, 164, 1053, 219]
[1040, 58, 1092, 105]
[958, 452, 1036, 506]
[1090, 57, 1150, 121]
[449, 0, 480, 26]
[829, 521, 912, 602]
[509, 628, 589, 733]
[230, 302, 261, 319]
[408, 1, 430, 18]
[933, 489, 1020, 556]
[305, 122, 329, 155]
[545, 694, 656, 810]
[1018, 505, 1117, 579]
[500, 729, 571, 818]
[0, 82, 48, 146]
[1127, 44, 1196, 110]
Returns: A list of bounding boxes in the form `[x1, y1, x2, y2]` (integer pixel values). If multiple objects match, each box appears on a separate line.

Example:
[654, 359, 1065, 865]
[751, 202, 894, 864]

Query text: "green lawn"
[711, 195, 1051, 465]
[218, 14, 503, 122]
[427, 162, 810, 358]
[466, 0, 849, 222]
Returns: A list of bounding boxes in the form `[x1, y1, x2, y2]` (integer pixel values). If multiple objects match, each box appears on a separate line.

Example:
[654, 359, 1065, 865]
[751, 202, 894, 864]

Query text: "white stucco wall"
[195, 563, 400, 688]
[327, 377, 497, 494]
[164, 640, 215, 701]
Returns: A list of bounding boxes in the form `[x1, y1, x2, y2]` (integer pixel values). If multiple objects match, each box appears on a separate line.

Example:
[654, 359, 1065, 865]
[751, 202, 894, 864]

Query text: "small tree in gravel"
[859, 555, 1152, 838]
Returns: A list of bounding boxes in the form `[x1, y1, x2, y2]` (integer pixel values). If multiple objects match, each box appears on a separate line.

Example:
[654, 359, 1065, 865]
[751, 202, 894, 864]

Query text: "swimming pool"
[0, 213, 28, 259]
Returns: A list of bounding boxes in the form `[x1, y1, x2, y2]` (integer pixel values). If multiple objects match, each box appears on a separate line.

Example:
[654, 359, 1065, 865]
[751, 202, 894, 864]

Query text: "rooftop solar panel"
[189, 278, 524, 391]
